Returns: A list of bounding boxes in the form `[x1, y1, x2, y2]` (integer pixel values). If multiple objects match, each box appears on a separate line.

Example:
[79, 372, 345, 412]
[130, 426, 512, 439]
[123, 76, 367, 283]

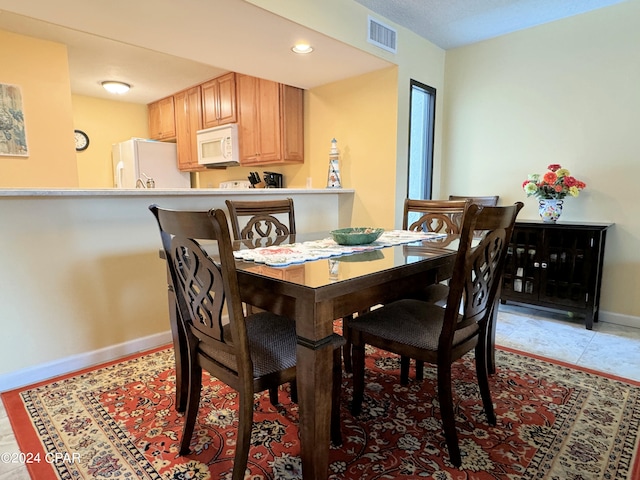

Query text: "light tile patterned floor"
[1, 304, 639, 477]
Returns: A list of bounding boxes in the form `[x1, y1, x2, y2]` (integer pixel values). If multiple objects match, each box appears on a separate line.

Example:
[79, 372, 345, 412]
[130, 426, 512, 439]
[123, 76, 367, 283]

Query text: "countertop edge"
[0, 188, 355, 198]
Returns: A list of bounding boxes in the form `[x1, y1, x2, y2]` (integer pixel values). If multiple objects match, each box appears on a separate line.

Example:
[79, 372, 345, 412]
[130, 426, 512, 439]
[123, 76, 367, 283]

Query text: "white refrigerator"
[112, 138, 191, 188]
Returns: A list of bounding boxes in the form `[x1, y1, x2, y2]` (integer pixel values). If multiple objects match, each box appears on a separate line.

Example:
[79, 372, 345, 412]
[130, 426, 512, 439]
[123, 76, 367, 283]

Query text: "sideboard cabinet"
[500, 220, 611, 329]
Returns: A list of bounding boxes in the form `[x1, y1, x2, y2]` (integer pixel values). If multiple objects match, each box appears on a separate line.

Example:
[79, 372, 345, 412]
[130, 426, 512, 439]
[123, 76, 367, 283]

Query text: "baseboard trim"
[599, 310, 640, 329]
[0, 331, 172, 392]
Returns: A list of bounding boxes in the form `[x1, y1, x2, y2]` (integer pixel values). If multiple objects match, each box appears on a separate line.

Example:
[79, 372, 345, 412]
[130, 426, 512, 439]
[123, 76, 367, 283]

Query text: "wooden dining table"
[164, 231, 458, 479]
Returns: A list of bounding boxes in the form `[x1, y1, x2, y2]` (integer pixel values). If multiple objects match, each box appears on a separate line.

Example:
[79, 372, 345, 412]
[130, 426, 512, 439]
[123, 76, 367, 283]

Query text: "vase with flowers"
[522, 164, 586, 223]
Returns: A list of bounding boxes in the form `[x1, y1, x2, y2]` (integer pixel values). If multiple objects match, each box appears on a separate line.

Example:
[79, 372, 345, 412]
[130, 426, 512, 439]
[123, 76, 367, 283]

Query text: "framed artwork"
[0, 83, 28, 157]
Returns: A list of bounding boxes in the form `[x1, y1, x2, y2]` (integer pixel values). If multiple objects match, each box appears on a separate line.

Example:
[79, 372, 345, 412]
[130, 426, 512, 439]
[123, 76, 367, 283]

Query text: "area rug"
[3, 343, 640, 479]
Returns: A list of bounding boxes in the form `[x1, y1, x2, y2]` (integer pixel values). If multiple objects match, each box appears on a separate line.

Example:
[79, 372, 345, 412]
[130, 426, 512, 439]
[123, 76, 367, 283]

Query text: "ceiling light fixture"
[292, 43, 313, 54]
[101, 81, 131, 94]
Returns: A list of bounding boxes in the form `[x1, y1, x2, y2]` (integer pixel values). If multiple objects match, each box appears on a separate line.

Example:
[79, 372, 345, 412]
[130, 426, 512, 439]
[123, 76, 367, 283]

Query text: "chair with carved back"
[225, 198, 296, 243]
[400, 199, 472, 382]
[449, 195, 501, 374]
[225, 198, 298, 405]
[149, 205, 344, 480]
[342, 199, 472, 375]
[347, 202, 523, 466]
[448, 195, 499, 206]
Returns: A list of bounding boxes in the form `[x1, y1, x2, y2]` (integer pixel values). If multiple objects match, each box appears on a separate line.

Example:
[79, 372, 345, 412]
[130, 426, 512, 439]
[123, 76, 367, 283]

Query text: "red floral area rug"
[3, 345, 640, 479]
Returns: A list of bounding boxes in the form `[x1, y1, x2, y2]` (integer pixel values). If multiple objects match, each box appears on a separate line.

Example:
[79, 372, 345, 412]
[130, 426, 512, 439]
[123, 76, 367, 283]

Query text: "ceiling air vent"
[367, 16, 397, 54]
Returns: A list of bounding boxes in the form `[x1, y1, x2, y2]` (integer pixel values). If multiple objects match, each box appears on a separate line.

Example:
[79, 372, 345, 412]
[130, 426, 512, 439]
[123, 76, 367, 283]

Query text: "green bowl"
[330, 227, 384, 245]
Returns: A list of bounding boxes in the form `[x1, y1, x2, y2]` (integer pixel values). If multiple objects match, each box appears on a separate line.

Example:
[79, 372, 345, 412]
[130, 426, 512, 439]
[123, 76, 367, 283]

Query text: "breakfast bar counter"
[0, 188, 354, 391]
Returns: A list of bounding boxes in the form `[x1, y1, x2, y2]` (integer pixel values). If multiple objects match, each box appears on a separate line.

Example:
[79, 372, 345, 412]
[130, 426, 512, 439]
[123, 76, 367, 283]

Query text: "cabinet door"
[539, 229, 593, 308]
[148, 96, 175, 140]
[502, 226, 542, 301]
[201, 72, 237, 129]
[281, 84, 304, 162]
[237, 74, 261, 164]
[255, 78, 281, 163]
[217, 72, 237, 125]
[175, 86, 204, 172]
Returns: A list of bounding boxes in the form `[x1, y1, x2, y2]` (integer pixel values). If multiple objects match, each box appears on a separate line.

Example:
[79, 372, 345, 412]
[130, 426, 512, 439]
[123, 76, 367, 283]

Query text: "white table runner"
[233, 230, 447, 267]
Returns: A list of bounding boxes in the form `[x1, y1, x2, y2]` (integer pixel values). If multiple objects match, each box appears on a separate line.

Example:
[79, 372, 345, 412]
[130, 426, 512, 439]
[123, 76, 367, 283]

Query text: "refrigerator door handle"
[115, 161, 125, 188]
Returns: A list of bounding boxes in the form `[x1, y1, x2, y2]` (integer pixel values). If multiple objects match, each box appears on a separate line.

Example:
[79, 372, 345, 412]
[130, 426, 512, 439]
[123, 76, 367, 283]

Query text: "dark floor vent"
[368, 16, 397, 53]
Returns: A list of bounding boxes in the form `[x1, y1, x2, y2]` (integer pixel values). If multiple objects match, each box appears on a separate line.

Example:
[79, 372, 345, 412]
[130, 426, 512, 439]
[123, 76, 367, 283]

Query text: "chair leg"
[233, 390, 253, 480]
[331, 348, 343, 446]
[269, 386, 279, 406]
[342, 315, 353, 373]
[416, 360, 425, 381]
[400, 356, 410, 385]
[350, 335, 366, 416]
[437, 364, 462, 467]
[475, 344, 496, 425]
[179, 365, 203, 455]
[290, 380, 298, 404]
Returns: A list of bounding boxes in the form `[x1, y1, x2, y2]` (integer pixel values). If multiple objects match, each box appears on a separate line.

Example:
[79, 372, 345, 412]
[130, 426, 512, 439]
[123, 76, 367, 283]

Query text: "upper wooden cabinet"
[201, 72, 237, 129]
[174, 86, 205, 172]
[148, 96, 176, 140]
[236, 74, 304, 166]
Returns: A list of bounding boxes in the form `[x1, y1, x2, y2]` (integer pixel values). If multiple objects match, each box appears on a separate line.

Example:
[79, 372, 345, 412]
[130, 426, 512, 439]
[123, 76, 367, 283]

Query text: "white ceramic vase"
[538, 199, 564, 223]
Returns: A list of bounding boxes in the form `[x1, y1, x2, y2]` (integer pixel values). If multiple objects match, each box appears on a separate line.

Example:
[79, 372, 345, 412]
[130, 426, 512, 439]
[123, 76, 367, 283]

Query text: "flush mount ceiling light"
[291, 43, 313, 54]
[101, 81, 131, 94]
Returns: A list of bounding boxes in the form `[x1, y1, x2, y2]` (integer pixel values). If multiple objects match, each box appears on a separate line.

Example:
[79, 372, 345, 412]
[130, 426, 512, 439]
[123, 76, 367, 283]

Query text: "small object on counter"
[327, 138, 341, 188]
[248, 171, 261, 188]
[141, 172, 155, 188]
[263, 171, 284, 188]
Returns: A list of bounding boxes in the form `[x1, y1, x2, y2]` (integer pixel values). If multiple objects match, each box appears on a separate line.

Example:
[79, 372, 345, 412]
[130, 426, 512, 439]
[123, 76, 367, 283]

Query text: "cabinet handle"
[541, 262, 548, 269]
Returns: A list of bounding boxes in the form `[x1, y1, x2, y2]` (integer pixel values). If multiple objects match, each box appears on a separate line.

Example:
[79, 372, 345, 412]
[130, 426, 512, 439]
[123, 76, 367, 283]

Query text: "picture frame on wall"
[0, 83, 28, 157]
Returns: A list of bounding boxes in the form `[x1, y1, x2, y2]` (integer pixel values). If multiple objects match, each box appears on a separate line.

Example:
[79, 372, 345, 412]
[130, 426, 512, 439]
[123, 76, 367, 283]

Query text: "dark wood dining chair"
[342, 199, 472, 375]
[224, 197, 298, 405]
[347, 202, 523, 467]
[225, 198, 296, 242]
[448, 195, 499, 206]
[149, 205, 344, 480]
[400, 199, 471, 381]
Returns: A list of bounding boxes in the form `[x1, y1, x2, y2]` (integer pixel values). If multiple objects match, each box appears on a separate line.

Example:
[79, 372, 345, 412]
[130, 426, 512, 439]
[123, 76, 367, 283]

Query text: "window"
[407, 80, 436, 201]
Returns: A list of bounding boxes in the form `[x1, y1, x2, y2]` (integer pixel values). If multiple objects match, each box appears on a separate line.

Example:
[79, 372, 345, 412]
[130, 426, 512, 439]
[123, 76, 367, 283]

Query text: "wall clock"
[74, 129, 89, 151]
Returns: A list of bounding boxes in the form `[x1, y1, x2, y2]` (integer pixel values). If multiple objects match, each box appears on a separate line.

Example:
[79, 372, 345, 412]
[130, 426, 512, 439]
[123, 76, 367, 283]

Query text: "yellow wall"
[72, 95, 149, 188]
[306, 67, 398, 228]
[443, 0, 640, 322]
[199, 67, 399, 229]
[0, 30, 78, 187]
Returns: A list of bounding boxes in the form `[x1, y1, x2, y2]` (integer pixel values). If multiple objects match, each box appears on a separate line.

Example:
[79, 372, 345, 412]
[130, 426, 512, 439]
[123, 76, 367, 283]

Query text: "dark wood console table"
[500, 220, 612, 329]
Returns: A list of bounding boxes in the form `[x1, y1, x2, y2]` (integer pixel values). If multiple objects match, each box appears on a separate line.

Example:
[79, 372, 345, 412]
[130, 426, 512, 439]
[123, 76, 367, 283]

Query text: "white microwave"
[196, 124, 239, 167]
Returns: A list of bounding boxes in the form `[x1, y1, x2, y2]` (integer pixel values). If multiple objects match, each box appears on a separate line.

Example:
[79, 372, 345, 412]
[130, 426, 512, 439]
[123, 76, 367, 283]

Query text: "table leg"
[296, 303, 334, 480]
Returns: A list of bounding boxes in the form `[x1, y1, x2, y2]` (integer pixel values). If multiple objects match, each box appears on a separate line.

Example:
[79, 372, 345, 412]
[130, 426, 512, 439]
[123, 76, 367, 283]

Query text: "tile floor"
[1, 304, 640, 478]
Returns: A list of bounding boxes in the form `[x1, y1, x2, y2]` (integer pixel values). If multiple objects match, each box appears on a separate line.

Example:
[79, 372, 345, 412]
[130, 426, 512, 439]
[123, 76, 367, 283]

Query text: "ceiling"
[356, 0, 627, 49]
[0, 0, 627, 104]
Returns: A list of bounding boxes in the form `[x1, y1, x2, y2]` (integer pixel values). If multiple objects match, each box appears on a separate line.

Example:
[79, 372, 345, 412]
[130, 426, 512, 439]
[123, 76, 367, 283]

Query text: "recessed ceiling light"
[292, 43, 313, 54]
[101, 81, 131, 94]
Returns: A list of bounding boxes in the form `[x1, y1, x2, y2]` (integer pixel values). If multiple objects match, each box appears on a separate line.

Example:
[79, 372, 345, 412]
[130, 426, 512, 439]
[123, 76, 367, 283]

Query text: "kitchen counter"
[0, 187, 354, 197]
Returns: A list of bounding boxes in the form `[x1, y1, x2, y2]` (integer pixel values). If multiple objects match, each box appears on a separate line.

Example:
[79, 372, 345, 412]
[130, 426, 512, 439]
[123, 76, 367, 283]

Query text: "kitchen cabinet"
[148, 96, 176, 140]
[201, 72, 237, 129]
[236, 74, 304, 166]
[174, 86, 205, 172]
[500, 220, 611, 329]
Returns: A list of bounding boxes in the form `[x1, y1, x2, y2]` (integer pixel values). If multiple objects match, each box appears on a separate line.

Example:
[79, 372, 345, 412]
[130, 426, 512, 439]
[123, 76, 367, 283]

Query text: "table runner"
[233, 230, 447, 267]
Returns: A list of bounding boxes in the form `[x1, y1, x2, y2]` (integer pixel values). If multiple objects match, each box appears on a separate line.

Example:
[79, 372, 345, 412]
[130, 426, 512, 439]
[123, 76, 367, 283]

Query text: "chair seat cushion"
[200, 313, 345, 378]
[348, 299, 478, 351]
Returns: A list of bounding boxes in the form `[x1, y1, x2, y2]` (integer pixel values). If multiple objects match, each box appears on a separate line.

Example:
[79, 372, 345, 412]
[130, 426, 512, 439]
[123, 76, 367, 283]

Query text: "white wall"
[443, 1, 640, 324]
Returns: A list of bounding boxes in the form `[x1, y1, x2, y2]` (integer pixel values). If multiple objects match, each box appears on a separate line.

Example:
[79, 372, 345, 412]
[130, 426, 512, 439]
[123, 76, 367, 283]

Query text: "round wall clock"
[74, 129, 89, 151]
